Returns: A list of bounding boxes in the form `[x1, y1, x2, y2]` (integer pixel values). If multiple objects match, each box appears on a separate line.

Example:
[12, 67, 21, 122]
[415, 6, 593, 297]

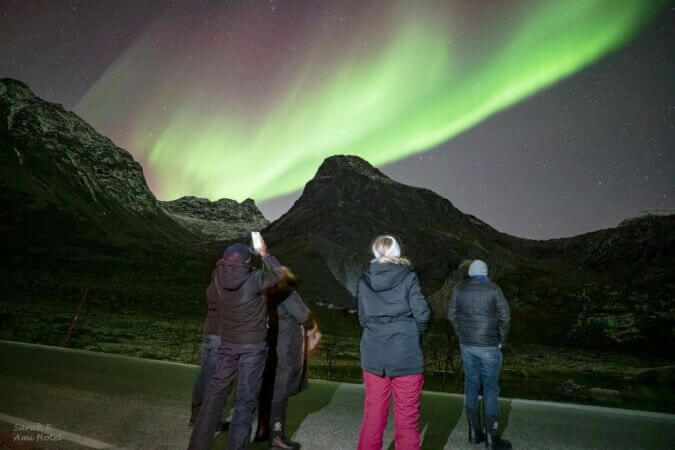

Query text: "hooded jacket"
[205, 253, 285, 344]
[357, 261, 431, 377]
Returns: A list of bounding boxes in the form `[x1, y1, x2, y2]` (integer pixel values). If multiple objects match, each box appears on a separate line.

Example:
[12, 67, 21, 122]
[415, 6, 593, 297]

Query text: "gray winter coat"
[447, 278, 511, 347]
[357, 262, 431, 377]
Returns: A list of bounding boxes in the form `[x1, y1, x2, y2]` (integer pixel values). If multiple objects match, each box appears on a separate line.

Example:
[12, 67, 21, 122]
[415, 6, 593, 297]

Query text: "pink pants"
[357, 370, 424, 450]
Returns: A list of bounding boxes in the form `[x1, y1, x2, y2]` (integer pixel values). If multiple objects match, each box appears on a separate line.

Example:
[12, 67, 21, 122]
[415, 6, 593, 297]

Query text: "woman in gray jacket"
[357, 235, 431, 450]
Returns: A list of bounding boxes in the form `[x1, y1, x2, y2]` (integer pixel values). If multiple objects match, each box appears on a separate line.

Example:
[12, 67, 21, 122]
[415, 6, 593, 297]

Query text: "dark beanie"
[223, 243, 252, 266]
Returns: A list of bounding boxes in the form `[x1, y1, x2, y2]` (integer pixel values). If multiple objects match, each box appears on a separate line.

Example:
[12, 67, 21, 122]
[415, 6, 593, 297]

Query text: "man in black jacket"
[189, 240, 285, 450]
[447, 260, 512, 450]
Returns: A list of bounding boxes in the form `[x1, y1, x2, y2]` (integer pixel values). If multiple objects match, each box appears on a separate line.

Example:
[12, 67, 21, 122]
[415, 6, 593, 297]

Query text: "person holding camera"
[255, 267, 320, 449]
[188, 278, 224, 426]
[188, 238, 285, 450]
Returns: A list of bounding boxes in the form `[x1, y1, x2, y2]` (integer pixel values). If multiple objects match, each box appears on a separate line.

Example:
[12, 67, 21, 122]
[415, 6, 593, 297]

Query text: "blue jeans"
[192, 334, 222, 407]
[460, 344, 503, 418]
[189, 340, 268, 450]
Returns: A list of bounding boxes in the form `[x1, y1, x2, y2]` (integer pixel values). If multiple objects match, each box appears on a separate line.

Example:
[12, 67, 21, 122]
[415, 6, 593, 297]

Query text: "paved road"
[1, 340, 673, 449]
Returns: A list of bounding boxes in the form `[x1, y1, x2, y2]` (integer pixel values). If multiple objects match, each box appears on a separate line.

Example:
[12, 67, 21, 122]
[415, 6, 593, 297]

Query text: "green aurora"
[75, 0, 665, 202]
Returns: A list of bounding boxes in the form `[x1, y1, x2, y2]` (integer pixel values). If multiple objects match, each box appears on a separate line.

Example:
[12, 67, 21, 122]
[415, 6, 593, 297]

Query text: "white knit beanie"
[372, 235, 401, 259]
[468, 259, 488, 277]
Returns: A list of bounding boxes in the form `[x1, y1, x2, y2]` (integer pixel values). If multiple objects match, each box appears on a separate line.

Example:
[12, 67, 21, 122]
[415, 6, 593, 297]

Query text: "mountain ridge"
[1, 78, 672, 353]
[262, 154, 674, 352]
[160, 195, 268, 240]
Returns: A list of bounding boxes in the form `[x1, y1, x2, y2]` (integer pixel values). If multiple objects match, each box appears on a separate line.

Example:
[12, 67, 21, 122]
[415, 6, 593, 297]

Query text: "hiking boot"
[467, 408, 485, 444]
[485, 415, 512, 450]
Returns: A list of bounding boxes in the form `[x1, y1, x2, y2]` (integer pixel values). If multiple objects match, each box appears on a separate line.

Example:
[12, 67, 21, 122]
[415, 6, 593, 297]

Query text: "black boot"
[467, 409, 485, 444]
[484, 416, 511, 450]
[268, 430, 300, 449]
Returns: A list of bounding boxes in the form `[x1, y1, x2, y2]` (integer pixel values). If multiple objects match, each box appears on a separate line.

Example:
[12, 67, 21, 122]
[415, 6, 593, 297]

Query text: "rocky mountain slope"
[160, 196, 268, 241]
[0, 78, 191, 246]
[263, 155, 532, 305]
[0, 79, 214, 311]
[262, 155, 674, 353]
[1, 78, 671, 354]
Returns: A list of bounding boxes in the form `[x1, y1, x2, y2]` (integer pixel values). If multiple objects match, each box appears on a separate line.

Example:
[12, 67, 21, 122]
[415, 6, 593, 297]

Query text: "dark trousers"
[192, 334, 222, 408]
[188, 340, 268, 450]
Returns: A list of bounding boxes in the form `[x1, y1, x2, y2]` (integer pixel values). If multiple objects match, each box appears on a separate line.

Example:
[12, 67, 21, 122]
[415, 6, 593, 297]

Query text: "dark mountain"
[263, 155, 674, 353]
[160, 196, 268, 241]
[1, 78, 671, 354]
[0, 78, 191, 245]
[263, 155, 531, 305]
[0, 78, 214, 311]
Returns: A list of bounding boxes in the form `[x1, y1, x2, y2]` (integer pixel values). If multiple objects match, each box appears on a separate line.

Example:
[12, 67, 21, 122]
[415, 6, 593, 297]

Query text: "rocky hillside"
[160, 196, 268, 241]
[0, 78, 213, 312]
[1, 78, 671, 354]
[618, 209, 674, 227]
[0, 78, 192, 245]
[263, 155, 674, 353]
[263, 156, 532, 303]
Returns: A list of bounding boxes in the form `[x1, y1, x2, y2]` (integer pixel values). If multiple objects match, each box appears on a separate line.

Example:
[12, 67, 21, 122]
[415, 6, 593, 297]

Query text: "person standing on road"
[188, 239, 285, 450]
[447, 259, 512, 450]
[189, 267, 225, 426]
[255, 267, 320, 449]
[357, 235, 431, 450]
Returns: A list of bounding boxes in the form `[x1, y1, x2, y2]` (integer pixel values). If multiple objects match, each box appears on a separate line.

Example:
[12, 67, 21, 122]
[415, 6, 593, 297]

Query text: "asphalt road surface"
[1, 340, 673, 449]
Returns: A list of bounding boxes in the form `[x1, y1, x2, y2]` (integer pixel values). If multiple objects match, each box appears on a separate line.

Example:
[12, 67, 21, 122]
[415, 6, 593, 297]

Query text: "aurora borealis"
[72, 0, 661, 202]
[1, 0, 673, 238]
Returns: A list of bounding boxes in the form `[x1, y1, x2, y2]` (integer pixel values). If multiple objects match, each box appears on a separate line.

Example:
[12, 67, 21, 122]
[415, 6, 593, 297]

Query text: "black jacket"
[211, 255, 284, 344]
[357, 262, 431, 377]
[447, 278, 511, 347]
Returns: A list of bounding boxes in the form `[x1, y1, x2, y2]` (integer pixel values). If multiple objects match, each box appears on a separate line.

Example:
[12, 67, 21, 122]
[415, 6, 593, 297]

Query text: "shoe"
[484, 416, 512, 450]
[467, 409, 485, 444]
[485, 434, 512, 450]
[269, 433, 300, 449]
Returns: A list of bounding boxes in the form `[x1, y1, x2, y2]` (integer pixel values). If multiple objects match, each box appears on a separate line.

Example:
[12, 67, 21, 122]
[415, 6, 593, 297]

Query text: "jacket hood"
[362, 262, 411, 292]
[216, 258, 251, 291]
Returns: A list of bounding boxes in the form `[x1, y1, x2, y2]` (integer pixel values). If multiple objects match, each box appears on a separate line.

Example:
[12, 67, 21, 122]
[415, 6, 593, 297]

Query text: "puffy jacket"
[357, 262, 431, 377]
[447, 278, 511, 347]
[209, 255, 285, 344]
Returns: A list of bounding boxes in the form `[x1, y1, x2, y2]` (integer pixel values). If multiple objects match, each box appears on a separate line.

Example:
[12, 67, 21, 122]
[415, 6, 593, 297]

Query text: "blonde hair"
[371, 235, 411, 266]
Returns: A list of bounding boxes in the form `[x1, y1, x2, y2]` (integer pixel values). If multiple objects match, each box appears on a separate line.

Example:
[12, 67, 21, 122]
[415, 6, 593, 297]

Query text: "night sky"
[1, 0, 673, 239]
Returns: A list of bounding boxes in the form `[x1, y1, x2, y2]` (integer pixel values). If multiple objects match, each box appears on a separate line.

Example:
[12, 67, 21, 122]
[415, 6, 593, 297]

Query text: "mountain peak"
[160, 196, 268, 240]
[315, 155, 390, 182]
[0, 78, 32, 94]
[618, 209, 675, 227]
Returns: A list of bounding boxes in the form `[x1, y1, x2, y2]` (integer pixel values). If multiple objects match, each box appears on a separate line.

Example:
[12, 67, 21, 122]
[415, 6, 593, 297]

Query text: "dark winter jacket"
[269, 290, 311, 401]
[447, 278, 511, 347]
[207, 255, 285, 344]
[357, 262, 431, 377]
